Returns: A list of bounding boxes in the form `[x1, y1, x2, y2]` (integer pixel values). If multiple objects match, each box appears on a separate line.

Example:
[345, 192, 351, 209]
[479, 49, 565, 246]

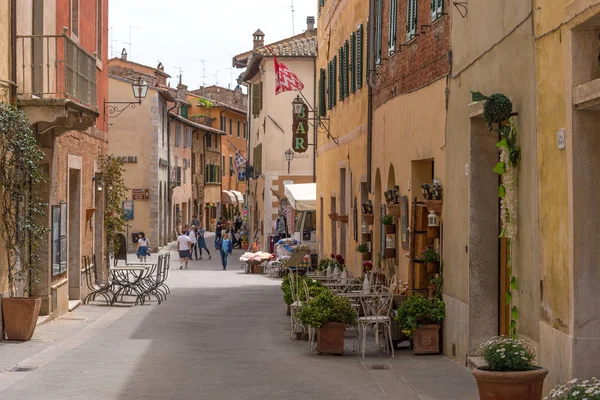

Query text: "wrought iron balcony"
[16, 29, 97, 108]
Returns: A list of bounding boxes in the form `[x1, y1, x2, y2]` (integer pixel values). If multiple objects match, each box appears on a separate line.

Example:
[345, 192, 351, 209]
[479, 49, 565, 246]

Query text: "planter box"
[426, 262, 440, 275]
[317, 322, 346, 354]
[1, 297, 41, 341]
[361, 233, 371, 242]
[427, 225, 440, 239]
[413, 262, 429, 290]
[384, 224, 396, 234]
[423, 200, 443, 216]
[413, 324, 440, 354]
[472, 366, 548, 400]
[415, 205, 429, 232]
[338, 215, 349, 223]
[362, 214, 374, 225]
[361, 252, 372, 261]
[328, 213, 339, 221]
[387, 203, 401, 217]
[384, 248, 396, 259]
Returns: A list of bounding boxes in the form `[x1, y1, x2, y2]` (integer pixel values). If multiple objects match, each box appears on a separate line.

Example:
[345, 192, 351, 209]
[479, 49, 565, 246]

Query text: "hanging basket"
[328, 213, 339, 221]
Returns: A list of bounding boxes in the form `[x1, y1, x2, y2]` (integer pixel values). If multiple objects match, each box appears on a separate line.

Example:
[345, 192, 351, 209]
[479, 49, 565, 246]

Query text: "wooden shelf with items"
[362, 214, 374, 225]
[387, 203, 402, 217]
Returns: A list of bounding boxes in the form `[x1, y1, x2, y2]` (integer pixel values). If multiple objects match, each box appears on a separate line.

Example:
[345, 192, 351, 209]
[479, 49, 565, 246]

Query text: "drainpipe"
[312, 55, 317, 183]
[166, 103, 177, 239]
[244, 82, 252, 239]
[10, 0, 17, 102]
[367, 0, 376, 193]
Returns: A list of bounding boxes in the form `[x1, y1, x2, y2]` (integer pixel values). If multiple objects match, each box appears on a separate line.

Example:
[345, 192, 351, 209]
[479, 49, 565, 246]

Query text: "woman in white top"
[188, 226, 198, 260]
[136, 232, 150, 262]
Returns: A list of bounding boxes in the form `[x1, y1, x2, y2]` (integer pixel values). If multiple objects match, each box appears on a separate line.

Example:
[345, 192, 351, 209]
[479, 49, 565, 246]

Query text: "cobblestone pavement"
[0, 236, 478, 399]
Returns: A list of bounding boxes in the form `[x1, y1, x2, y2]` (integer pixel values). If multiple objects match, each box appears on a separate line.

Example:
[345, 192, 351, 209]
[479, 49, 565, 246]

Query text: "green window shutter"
[357, 25, 363, 89]
[338, 47, 343, 101]
[319, 68, 326, 117]
[344, 40, 349, 96]
[333, 56, 337, 106]
[327, 61, 332, 110]
[181, 105, 188, 119]
[375, 0, 382, 65]
[350, 32, 356, 93]
[389, 0, 397, 54]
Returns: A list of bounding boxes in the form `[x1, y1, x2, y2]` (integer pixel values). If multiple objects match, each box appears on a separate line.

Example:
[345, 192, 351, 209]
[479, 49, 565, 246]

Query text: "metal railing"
[16, 30, 97, 108]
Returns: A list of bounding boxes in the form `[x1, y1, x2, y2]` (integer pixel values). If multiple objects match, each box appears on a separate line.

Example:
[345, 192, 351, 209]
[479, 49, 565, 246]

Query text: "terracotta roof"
[168, 112, 226, 135]
[233, 29, 317, 69]
[107, 57, 171, 78]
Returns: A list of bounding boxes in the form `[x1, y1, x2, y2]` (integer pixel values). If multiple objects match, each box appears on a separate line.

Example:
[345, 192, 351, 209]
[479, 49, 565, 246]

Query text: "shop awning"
[284, 183, 316, 211]
[231, 190, 244, 204]
[221, 190, 237, 205]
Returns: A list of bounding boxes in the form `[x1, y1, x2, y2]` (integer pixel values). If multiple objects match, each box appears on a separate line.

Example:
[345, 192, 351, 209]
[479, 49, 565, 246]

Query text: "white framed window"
[431, 0, 443, 21]
[388, 0, 398, 55]
[406, 0, 418, 41]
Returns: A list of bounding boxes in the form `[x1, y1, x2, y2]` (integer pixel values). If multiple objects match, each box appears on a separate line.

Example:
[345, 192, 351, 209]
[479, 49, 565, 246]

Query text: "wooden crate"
[415, 205, 429, 232]
[413, 262, 429, 290]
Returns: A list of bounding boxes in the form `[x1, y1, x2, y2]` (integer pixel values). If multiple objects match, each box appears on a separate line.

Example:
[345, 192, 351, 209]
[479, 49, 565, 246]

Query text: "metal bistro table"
[108, 265, 149, 306]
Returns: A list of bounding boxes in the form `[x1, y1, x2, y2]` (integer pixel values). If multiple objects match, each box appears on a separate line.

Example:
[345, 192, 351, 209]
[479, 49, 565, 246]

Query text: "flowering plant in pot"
[472, 336, 548, 400]
[362, 261, 373, 273]
[297, 290, 357, 354]
[545, 378, 600, 400]
[396, 295, 445, 354]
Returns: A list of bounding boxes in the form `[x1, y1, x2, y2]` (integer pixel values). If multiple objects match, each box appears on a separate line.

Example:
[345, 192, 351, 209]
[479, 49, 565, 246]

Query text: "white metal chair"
[357, 285, 395, 358]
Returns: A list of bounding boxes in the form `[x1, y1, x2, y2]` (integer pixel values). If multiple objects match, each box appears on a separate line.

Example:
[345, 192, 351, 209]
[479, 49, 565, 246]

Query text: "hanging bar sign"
[292, 99, 308, 153]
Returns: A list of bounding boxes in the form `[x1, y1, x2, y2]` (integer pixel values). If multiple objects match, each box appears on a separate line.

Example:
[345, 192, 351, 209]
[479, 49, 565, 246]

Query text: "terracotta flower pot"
[1, 297, 42, 341]
[317, 322, 346, 354]
[472, 366, 548, 400]
[413, 324, 440, 354]
[384, 224, 396, 234]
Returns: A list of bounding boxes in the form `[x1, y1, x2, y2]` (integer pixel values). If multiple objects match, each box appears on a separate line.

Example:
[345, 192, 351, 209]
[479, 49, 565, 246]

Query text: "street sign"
[122, 200, 134, 220]
[132, 189, 149, 200]
[292, 99, 308, 153]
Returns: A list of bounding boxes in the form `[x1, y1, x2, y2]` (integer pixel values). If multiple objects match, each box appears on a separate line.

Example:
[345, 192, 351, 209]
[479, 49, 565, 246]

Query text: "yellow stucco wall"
[317, 0, 369, 275]
[0, 0, 10, 103]
[371, 78, 447, 282]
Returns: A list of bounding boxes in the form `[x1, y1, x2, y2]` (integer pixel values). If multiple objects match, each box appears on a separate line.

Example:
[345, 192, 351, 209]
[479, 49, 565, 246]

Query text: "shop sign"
[116, 156, 138, 163]
[132, 189, 149, 200]
[122, 200, 134, 220]
[292, 99, 308, 153]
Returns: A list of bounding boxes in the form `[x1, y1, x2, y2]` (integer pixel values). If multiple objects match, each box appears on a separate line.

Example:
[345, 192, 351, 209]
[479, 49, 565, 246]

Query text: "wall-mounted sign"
[132, 189, 149, 200]
[292, 100, 308, 153]
[116, 156, 138, 163]
[122, 200, 134, 220]
[159, 158, 169, 168]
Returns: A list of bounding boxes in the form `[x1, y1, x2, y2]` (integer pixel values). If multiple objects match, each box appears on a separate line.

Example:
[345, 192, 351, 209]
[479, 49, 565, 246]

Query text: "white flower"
[500, 354, 505, 359]
[570, 379, 579, 384]
[496, 349, 502, 353]
[573, 391, 580, 396]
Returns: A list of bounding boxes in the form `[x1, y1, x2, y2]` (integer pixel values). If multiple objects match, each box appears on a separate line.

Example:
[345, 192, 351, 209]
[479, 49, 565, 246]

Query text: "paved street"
[0, 239, 477, 400]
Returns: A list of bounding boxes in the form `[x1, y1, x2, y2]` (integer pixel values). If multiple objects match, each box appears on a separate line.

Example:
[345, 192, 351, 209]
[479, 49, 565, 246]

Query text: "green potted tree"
[0, 104, 48, 341]
[281, 276, 326, 315]
[472, 336, 548, 400]
[396, 295, 445, 354]
[298, 290, 357, 354]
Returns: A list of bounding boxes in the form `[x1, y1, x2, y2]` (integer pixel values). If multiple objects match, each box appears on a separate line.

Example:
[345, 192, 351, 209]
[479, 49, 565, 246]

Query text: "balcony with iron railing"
[16, 28, 99, 135]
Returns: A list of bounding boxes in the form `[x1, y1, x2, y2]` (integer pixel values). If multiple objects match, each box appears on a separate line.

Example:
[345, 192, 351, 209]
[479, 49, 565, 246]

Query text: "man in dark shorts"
[178, 231, 192, 269]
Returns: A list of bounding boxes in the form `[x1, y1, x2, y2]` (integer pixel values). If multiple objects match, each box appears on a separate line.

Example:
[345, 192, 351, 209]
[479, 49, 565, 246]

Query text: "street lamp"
[105, 77, 150, 119]
[292, 95, 304, 116]
[285, 148, 294, 174]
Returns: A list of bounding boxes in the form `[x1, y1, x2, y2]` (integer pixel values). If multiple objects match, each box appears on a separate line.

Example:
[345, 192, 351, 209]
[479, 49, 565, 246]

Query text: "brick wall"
[374, 0, 450, 109]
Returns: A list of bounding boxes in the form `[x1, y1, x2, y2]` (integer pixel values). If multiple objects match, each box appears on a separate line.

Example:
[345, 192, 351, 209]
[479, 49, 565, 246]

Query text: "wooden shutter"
[319, 68, 326, 116]
[407, 0, 417, 40]
[252, 83, 260, 117]
[327, 61, 332, 110]
[338, 47, 344, 100]
[344, 40, 350, 96]
[375, 0, 383, 65]
[350, 32, 356, 93]
[357, 24, 363, 89]
[389, 0, 397, 54]
[333, 55, 337, 106]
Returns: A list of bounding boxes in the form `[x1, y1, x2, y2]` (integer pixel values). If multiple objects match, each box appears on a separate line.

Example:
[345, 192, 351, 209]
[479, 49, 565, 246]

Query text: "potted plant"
[382, 214, 396, 234]
[297, 290, 357, 354]
[472, 336, 548, 400]
[281, 276, 326, 315]
[417, 245, 440, 275]
[0, 104, 49, 341]
[362, 261, 373, 273]
[396, 295, 445, 354]
[546, 377, 600, 400]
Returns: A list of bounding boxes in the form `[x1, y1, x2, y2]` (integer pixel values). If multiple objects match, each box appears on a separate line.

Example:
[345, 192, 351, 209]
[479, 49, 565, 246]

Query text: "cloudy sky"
[109, 0, 318, 91]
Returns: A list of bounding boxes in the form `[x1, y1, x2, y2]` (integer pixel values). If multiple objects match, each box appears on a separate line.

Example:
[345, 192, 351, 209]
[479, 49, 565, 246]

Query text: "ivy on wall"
[472, 91, 521, 339]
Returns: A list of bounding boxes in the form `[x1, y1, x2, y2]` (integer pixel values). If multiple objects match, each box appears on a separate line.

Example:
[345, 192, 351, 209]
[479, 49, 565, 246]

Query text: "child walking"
[136, 232, 149, 262]
[218, 233, 233, 270]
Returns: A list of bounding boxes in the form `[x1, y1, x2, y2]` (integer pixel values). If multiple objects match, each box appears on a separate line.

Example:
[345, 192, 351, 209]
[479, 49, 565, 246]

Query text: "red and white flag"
[272, 52, 304, 95]
[234, 150, 248, 171]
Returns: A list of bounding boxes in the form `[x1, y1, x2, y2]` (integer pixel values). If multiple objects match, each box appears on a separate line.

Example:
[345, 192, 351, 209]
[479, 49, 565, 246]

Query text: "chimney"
[121, 48, 128, 62]
[253, 29, 265, 49]
[176, 82, 187, 101]
[307, 16, 315, 31]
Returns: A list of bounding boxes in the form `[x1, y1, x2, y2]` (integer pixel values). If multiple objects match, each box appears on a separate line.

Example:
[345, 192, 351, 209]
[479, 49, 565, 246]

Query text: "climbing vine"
[98, 155, 129, 259]
[472, 91, 521, 339]
[0, 103, 49, 297]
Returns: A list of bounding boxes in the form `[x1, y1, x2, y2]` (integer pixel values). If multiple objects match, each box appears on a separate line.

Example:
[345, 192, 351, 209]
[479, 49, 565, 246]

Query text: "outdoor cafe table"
[108, 265, 149, 305]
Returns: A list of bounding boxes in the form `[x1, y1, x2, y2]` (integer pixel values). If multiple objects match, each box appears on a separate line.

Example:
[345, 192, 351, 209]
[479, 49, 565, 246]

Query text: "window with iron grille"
[407, 0, 418, 41]
[389, 0, 398, 54]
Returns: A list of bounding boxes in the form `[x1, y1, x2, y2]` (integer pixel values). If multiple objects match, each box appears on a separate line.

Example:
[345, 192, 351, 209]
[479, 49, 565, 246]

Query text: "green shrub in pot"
[297, 290, 357, 328]
[396, 295, 445, 338]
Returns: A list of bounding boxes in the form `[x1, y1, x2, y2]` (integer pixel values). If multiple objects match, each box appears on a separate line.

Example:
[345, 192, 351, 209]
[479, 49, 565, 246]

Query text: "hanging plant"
[471, 91, 521, 339]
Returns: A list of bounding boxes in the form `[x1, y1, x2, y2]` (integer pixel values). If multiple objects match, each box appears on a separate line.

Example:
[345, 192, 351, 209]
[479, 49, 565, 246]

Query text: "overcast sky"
[109, 0, 318, 91]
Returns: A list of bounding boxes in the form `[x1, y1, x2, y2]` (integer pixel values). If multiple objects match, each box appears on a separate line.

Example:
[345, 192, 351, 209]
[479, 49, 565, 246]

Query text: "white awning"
[284, 183, 316, 211]
[231, 190, 244, 204]
[221, 190, 237, 205]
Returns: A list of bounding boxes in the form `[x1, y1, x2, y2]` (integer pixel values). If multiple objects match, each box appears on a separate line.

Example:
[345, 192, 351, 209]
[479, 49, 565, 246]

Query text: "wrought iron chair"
[288, 271, 306, 339]
[356, 285, 395, 358]
[83, 254, 111, 305]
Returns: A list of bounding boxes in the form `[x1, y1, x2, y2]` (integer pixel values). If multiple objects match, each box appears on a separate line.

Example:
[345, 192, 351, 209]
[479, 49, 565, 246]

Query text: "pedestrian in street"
[215, 217, 224, 247]
[178, 230, 192, 269]
[191, 214, 200, 229]
[196, 223, 211, 260]
[136, 232, 149, 262]
[188, 225, 198, 260]
[218, 232, 233, 270]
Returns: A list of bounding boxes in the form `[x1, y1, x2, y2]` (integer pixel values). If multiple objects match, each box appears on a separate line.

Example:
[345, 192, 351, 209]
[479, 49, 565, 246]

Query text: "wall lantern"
[105, 77, 150, 121]
[284, 148, 295, 174]
[93, 174, 103, 192]
[292, 95, 304, 117]
[131, 78, 149, 103]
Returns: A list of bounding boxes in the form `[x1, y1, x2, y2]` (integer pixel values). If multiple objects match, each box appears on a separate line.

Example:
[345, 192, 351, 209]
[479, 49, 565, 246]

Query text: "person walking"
[136, 232, 149, 262]
[177, 230, 192, 269]
[217, 232, 233, 270]
[215, 217, 224, 247]
[196, 223, 211, 260]
[188, 225, 198, 260]
[191, 214, 200, 229]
